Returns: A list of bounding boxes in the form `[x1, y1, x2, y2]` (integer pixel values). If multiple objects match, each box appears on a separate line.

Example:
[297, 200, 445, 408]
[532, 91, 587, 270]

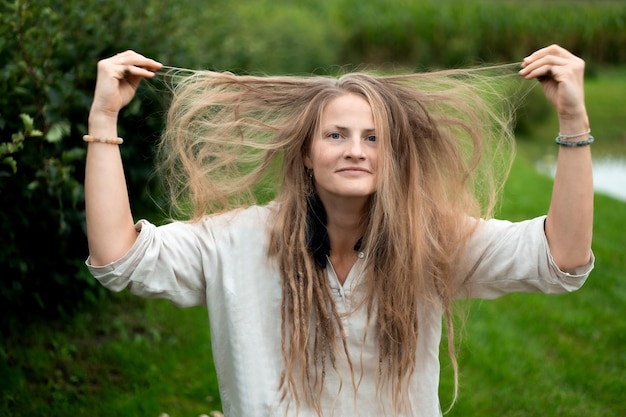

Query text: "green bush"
[215, 1, 340, 74]
[143, 0, 341, 74]
[331, 0, 626, 69]
[0, 0, 168, 323]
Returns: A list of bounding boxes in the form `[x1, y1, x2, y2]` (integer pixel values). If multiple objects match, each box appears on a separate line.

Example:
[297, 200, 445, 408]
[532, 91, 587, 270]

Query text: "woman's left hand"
[519, 44, 593, 272]
[519, 44, 587, 122]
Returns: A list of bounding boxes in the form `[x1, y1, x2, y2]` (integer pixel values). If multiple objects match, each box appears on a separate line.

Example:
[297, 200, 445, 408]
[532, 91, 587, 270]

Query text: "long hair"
[155, 64, 522, 414]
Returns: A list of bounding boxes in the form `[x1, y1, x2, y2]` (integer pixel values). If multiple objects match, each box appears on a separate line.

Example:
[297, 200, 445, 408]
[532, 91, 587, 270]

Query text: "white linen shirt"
[86, 203, 593, 417]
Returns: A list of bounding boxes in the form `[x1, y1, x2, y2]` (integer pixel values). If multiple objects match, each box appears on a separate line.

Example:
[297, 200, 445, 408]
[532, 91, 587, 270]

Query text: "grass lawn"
[2, 68, 625, 417]
[1, 294, 221, 416]
[440, 157, 626, 416]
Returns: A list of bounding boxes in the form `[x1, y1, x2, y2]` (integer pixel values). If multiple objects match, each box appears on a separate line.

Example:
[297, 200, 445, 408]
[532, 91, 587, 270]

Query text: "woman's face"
[305, 93, 378, 205]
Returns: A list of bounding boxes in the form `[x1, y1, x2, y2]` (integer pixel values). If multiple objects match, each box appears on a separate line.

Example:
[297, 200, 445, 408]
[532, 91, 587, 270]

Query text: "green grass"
[2, 68, 625, 417]
[1, 295, 221, 416]
[439, 157, 626, 416]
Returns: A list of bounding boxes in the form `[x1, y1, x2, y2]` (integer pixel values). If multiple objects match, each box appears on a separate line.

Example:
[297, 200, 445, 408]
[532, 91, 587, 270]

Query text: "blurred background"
[1, 0, 624, 416]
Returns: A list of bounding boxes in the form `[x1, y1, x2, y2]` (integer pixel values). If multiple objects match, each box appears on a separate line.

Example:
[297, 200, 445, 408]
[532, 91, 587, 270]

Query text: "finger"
[521, 44, 572, 66]
[107, 50, 163, 79]
[519, 55, 570, 80]
[519, 44, 582, 76]
[121, 64, 161, 81]
[519, 58, 563, 81]
[114, 50, 162, 68]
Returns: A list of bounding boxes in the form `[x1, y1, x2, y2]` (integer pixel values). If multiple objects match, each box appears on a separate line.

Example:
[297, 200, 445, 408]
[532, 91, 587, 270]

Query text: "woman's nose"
[344, 137, 365, 159]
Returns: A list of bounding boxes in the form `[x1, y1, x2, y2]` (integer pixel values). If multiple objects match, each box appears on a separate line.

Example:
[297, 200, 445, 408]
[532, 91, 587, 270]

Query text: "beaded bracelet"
[557, 129, 591, 140]
[83, 134, 124, 145]
[555, 134, 594, 147]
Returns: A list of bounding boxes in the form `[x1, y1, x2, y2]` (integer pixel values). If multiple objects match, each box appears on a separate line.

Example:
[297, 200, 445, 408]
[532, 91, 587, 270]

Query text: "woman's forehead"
[317, 94, 374, 130]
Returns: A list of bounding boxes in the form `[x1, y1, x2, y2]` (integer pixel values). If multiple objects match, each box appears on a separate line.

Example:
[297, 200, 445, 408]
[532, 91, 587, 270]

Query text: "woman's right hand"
[90, 50, 162, 119]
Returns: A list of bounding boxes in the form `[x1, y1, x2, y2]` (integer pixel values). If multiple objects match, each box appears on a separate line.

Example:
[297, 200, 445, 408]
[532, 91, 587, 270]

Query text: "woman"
[85, 44, 594, 416]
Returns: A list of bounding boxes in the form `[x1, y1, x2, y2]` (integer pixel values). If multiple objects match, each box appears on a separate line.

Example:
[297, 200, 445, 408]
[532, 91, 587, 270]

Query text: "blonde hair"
[156, 64, 523, 414]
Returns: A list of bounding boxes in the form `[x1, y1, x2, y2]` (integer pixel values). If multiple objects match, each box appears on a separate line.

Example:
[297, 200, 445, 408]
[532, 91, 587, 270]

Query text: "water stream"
[536, 157, 626, 202]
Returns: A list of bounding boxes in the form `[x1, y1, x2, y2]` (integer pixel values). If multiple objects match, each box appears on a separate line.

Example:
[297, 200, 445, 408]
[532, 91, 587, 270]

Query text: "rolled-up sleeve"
[456, 216, 594, 299]
[86, 219, 212, 307]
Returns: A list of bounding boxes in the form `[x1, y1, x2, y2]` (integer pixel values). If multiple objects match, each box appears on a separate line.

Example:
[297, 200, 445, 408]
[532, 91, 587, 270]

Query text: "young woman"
[85, 44, 594, 416]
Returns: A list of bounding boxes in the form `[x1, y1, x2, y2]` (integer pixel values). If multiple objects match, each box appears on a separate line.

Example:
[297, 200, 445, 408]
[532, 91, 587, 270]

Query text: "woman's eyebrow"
[322, 124, 376, 134]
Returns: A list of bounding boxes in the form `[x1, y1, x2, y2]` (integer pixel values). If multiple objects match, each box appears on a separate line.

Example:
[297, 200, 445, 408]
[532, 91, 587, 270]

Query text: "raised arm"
[519, 44, 593, 271]
[85, 51, 162, 266]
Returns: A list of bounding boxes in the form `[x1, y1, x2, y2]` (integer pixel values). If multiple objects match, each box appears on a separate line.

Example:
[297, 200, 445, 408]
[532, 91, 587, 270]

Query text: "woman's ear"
[304, 154, 313, 169]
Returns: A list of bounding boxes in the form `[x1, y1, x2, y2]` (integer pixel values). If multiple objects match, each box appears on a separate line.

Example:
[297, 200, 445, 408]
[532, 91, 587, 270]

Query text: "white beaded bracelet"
[557, 129, 591, 140]
[83, 134, 124, 145]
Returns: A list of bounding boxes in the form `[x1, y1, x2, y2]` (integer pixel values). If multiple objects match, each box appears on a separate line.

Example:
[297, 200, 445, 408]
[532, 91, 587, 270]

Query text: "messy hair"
[156, 64, 523, 414]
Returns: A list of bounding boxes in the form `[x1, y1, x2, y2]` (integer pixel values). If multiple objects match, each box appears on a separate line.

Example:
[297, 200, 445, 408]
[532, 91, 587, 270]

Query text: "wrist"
[88, 108, 119, 137]
[557, 118, 589, 137]
[557, 106, 589, 132]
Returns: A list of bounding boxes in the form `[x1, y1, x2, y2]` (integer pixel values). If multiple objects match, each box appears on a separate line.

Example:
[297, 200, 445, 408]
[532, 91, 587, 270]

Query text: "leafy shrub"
[331, 0, 626, 69]
[0, 0, 168, 323]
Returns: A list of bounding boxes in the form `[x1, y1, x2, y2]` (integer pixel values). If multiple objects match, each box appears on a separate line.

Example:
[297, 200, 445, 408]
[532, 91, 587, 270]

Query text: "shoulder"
[143, 202, 279, 244]
[185, 202, 280, 245]
[459, 215, 549, 273]
[470, 215, 546, 241]
[201, 201, 279, 228]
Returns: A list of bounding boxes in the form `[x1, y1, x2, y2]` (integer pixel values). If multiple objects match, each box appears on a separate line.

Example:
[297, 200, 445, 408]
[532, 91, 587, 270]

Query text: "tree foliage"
[0, 0, 167, 322]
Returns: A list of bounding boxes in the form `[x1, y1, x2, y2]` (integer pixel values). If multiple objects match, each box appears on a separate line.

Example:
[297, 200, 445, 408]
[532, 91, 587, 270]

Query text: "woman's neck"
[323, 197, 367, 251]
[322, 198, 368, 284]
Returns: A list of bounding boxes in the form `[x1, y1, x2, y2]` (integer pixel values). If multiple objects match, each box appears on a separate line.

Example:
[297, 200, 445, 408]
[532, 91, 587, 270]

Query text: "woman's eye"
[329, 132, 341, 140]
[366, 135, 377, 142]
